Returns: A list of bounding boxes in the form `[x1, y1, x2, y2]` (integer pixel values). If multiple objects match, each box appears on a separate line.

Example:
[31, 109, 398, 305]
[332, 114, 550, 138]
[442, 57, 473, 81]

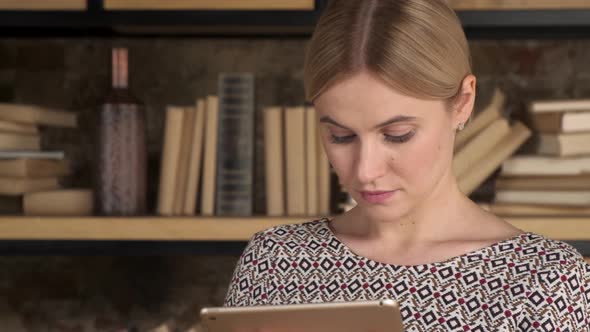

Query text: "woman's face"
[314, 71, 460, 221]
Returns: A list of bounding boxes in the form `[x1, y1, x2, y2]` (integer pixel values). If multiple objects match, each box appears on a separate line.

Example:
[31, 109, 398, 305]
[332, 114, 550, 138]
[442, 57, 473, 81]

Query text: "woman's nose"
[355, 141, 388, 185]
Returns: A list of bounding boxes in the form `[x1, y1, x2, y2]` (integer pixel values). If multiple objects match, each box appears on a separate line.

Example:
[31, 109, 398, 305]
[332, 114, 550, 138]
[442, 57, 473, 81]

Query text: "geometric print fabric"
[224, 219, 590, 331]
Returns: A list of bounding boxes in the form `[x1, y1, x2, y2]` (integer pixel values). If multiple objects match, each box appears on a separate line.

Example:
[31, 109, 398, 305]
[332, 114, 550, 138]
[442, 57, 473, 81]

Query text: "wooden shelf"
[0, 216, 305, 241]
[0, 216, 589, 241]
[104, 0, 315, 11]
[0, 0, 86, 10]
[449, 0, 590, 10]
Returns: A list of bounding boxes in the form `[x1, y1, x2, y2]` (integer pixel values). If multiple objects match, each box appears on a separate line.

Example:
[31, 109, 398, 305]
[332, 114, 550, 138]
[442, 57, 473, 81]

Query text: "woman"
[224, 0, 590, 330]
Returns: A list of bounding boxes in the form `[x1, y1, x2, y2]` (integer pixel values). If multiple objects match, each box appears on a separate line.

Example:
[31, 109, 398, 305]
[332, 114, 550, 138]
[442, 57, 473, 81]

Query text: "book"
[0, 132, 40, 150]
[496, 174, 590, 191]
[453, 117, 510, 178]
[530, 111, 590, 133]
[305, 106, 319, 216]
[183, 99, 206, 216]
[459, 122, 531, 195]
[173, 106, 196, 215]
[0, 120, 38, 135]
[455, 88, 504, 150]
[338, 189, 357, 212]
[0, 159, 70, 178]
[0, 176, 60, 195]
[200, 95, 219, 216]
[481, 203, 590, 216]
[263, 106, 285, 216]
[157, 106, 185, 216]
[0, 150, 64, 159]
[23, 189, 93, 216]
[0, 103, 77, 127]
[495, 189, 590, 206]
[536, 132, 590, 156]
[215, 73, 255, 216]
[284, 106, 307, 216]
[317, 113, 331, 216]
[501, 155, 590, 176]
[528, 98, 590, 114]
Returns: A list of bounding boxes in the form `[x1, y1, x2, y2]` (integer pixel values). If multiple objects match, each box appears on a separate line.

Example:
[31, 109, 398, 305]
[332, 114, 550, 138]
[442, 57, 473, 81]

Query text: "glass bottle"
[95, 47, 147, 215]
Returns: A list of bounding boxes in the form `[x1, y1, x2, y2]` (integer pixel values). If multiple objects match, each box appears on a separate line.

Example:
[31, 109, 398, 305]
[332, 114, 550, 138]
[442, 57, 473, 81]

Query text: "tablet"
[200, 299, 404, 332]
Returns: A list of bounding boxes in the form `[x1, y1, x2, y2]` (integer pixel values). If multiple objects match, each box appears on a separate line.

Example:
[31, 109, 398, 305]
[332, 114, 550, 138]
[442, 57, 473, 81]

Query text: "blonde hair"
[304, 0, 472, 102]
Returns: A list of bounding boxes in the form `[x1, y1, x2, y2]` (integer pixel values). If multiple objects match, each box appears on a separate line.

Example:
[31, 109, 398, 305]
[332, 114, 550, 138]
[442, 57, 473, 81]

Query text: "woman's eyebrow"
[319, 116, 351, 130]
[319, 115, 417, 130]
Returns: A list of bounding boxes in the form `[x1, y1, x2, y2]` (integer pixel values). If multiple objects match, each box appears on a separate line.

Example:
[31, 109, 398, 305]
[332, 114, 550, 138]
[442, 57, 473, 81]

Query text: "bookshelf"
[0, 1, 588, 254]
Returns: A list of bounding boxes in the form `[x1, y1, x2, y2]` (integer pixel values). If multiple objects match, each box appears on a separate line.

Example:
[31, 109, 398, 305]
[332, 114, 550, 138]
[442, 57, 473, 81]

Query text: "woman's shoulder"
[254, 218, 332, 241]
[512, 234, 590, 329]
[513, 233, 585, 267]
[496, 232, 587, 273]
[510, 233, 589, 290]
[248, 218, 335, 252]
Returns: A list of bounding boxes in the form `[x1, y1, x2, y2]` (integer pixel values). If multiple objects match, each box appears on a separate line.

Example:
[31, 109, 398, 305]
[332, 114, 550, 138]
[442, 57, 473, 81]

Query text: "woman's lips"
[359, 190, 397, 204]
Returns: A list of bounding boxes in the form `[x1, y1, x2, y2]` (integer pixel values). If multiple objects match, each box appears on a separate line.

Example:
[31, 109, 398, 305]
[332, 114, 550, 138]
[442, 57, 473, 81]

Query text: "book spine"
[183, 99, 206, 215]
[264, 107, 285, 216]
[285, 106, 307, 216]
[157, 107, 185, 216]
[214, 73, 255, 216]
[173, 106, 196, 215]
[200, 96, 219, 216]
[305, 106, 318, 216]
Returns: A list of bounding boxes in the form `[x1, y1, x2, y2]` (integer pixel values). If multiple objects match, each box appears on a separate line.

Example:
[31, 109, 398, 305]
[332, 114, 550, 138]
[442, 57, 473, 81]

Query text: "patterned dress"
[224, 219, 590, 331]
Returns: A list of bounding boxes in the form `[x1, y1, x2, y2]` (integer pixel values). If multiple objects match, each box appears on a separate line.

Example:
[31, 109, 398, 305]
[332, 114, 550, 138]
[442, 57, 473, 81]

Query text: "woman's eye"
[330, 134, 356, 144]
[329, 132, 414, 144]
[384, 131, 414, 143]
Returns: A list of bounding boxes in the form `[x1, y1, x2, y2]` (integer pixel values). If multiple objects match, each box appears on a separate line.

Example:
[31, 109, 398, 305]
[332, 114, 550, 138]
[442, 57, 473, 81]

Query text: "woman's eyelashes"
[330, 133, 356, 144]
[384, 131, 415, 143]
[329, 131, 415, 144]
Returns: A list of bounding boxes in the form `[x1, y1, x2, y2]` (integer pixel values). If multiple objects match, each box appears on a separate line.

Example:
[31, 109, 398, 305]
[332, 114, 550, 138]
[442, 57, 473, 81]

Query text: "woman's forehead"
[315, 72, 441, 112]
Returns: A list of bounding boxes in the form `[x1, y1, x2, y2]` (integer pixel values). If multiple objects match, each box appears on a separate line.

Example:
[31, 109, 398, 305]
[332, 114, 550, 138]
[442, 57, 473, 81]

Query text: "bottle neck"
[112, 48, 128, 89]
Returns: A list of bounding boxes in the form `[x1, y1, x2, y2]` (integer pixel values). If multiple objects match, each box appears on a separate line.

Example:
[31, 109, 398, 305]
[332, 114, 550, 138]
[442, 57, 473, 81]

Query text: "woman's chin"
[356, 201, 411, 222]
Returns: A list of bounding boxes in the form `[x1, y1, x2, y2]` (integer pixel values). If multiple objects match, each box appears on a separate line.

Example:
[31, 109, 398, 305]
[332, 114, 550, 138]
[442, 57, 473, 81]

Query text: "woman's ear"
[453, 75, 477, 130]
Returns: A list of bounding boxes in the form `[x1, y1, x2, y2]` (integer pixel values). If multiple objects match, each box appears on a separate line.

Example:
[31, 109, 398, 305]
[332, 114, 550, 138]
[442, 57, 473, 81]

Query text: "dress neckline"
[319, 218, 533, 269]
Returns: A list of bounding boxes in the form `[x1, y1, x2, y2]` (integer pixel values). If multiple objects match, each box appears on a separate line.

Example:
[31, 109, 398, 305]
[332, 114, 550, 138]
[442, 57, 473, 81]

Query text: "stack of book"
[263, 105, 331, 217]
[159, 82, 535, 219]
[491, 99, 590, 216]
[158, 73, 259, 217]
[453, 88, 531, 196]
[157, 97, 213, 216]
[0, 103, 91, 216]
[157, 73, 331, 218]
